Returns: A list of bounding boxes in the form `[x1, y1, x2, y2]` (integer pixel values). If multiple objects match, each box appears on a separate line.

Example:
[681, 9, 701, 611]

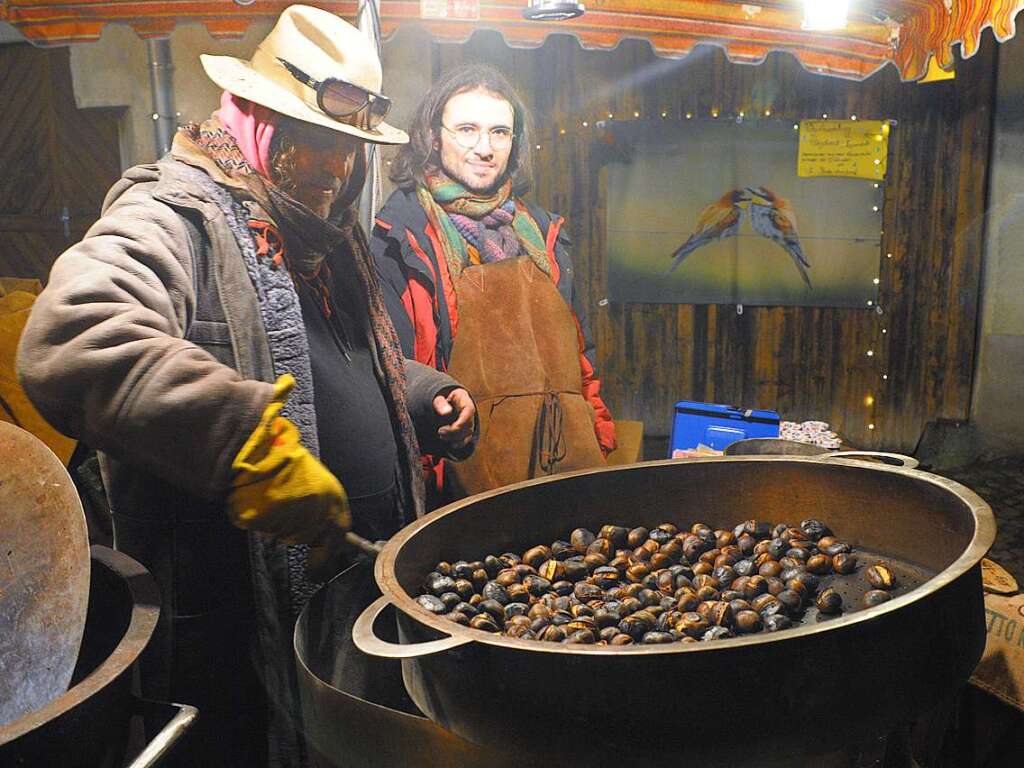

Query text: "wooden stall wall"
[435, 32, 995, 454]
[0, 45, 123, 282]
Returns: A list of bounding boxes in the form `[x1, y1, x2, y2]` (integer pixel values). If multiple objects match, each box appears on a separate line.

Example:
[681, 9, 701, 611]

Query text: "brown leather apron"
[446, 257, 604, 498]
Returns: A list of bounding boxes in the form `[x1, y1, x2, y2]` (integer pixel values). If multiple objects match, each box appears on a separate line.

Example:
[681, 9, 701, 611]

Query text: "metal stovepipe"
[146, 38, 177, 158]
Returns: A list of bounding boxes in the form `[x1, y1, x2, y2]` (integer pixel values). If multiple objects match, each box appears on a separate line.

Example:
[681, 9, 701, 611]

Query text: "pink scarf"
[212, 91, 277, 179]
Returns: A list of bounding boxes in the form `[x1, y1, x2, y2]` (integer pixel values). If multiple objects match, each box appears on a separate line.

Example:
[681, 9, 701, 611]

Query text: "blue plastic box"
[669, 401, 780, 454]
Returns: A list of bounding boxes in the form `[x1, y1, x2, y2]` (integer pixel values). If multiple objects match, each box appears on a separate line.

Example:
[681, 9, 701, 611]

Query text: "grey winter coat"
[16, 146, 462, 767]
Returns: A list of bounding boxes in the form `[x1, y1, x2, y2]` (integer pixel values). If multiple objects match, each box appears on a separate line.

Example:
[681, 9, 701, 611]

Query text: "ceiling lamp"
[523, 1, 586, 21]
[802, 0, 849, 31]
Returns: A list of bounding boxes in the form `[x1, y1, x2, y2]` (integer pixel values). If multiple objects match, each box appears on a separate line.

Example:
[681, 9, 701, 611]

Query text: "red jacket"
[370, 189, 617, 467]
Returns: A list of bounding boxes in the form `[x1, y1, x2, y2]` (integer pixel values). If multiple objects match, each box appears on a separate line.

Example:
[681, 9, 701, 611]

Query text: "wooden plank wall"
[0, 44, 123, 282]
[435, 32, 995, 453]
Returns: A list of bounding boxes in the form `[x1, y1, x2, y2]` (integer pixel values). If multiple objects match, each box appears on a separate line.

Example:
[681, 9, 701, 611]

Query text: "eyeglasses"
[441, 124, 515, 151]
[278, 58, 391, 129]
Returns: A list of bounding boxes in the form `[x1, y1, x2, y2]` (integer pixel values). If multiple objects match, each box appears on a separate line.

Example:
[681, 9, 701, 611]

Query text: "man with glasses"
[17, 6, 475, 766]
[372, 64, 616, 505]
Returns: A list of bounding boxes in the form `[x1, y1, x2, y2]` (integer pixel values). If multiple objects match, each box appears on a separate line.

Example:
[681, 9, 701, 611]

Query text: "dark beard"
[442, 159, 506, 196]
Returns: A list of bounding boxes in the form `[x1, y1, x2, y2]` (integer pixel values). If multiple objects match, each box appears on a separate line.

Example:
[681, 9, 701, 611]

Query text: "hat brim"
[200, 54, 408, 145]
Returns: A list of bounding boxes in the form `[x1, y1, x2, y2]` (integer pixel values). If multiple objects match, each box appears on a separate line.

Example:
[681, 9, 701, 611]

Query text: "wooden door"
[0, 44, 123, 282]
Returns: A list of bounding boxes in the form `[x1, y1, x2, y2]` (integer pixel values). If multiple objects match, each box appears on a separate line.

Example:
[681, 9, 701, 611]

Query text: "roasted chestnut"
[453, 578, 475, 600]
[821, 541, 851, 557]
[863, 589, 892, 607]
[483, 555, 503, 578]
[866, 563, 896, 590]
[540, 625, 567, 642]
[523, 575, 552, 597]
[647, 529, 671, 547]
[833, 552, 857, 575]
[737, 533, 756, 555]
[702, 625, 733, 642]
[676, 589, 700, 613]
[626, 563, 652, 583]
[471, 568, 489, 591]
[599, 626, 622, 643]
[733, 559, 756, 577]
[570, 527, 597, 552]
[675, 612, 709, 638]
[583, 552, 609, 572]
[586, 537, 614, 560]
[598, 525, 628, 549]
[734, 609, 763, 634]
[691, 561, 713, 577]
[550, 540, 574, 560]
[763, 614, 792, 632]
[592, 566, 621, 589]
[505, 614, 532, 630]
[481, 581, 509, 605]
[538, 559, 565, 582]
[815, 587, 843, 615]
[806, 554, 833, 576]
[494, 569, 518, 587]
[800, 519, 831, 541]
[523, 545, 552, 569]
[564, 560, 590, 582]
[416, 594, 447, 614]
[477, 599, 506, 624]
[751, 593, 779, 614]
[776, 590, 803, 615]
[425, 573, 456, 596]
[498, 552, 522, 568]
[641, 631, 675, 644]
[574, 582, 604, 602]
[470, 614, 501, 632]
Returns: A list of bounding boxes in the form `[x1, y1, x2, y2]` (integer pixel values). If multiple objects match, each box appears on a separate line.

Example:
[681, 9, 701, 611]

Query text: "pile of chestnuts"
[416, 519, 905, 646]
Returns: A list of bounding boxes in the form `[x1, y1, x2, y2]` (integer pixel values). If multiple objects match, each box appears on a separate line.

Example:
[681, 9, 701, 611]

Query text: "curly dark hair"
[389, 64, 534, 194]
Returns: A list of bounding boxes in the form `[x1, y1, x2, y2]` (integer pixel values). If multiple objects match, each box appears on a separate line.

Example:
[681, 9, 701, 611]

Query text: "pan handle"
[352, 594, 473, 659]
[818, 451, 919, 470]
[126, 699, 199, 768]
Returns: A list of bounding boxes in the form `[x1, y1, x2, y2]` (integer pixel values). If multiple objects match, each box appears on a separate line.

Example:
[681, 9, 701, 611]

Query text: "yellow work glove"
[228, 375, 351, 573]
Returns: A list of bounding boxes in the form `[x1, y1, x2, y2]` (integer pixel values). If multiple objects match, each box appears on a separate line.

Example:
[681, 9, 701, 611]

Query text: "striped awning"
[1, 0, 1020, 81]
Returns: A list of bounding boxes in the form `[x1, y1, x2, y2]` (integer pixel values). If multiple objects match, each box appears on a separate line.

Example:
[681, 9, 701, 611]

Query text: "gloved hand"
[228, 375, 351, 561]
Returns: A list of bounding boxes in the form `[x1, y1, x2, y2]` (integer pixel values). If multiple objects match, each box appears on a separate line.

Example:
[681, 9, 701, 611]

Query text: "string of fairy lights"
[532, 106, 894, 439]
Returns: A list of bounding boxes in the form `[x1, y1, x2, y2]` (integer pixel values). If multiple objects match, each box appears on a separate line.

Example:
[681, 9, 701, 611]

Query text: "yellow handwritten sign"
[797, 119, 890, 180]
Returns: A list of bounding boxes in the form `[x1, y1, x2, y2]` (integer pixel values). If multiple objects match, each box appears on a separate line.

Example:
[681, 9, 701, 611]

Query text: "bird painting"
[666, 188, 750, 274]
[746, 185, 812, 289]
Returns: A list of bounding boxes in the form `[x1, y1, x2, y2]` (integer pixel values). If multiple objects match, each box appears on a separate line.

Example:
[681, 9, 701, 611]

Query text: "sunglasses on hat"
[278, 58, 391, 129]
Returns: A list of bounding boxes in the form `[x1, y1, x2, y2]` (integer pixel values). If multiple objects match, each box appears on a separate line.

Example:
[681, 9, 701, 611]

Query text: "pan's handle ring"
[352, 594, 473, 659]
[818, 451, 919, 470]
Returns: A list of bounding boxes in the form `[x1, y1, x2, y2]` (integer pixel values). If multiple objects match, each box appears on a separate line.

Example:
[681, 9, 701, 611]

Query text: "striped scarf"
[182, 119, 425, 524]
[418, 171, 550, 281]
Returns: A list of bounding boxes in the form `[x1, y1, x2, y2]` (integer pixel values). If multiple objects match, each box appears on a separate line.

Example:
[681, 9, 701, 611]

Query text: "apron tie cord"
[534, 391, 566, 475]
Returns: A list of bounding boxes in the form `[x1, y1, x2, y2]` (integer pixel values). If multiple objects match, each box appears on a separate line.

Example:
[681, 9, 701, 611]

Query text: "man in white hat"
[17, 6, 476, 766]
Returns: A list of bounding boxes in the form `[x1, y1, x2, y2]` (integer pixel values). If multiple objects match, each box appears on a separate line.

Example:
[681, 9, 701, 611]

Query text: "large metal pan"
[0, 421, 90, 725]
[724, 438, 920, 469]
[354, 457, 994, 763]
[294, 559, 516, 767]
[0, 545, 196, 767]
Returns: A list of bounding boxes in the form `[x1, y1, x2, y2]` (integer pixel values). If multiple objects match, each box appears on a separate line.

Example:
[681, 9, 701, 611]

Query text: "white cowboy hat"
[200, 5, 408, 145]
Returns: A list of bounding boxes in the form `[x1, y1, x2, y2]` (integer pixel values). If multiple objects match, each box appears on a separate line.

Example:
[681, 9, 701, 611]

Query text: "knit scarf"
[417, 171, 550, 281]
[182, 119, 425, 524]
